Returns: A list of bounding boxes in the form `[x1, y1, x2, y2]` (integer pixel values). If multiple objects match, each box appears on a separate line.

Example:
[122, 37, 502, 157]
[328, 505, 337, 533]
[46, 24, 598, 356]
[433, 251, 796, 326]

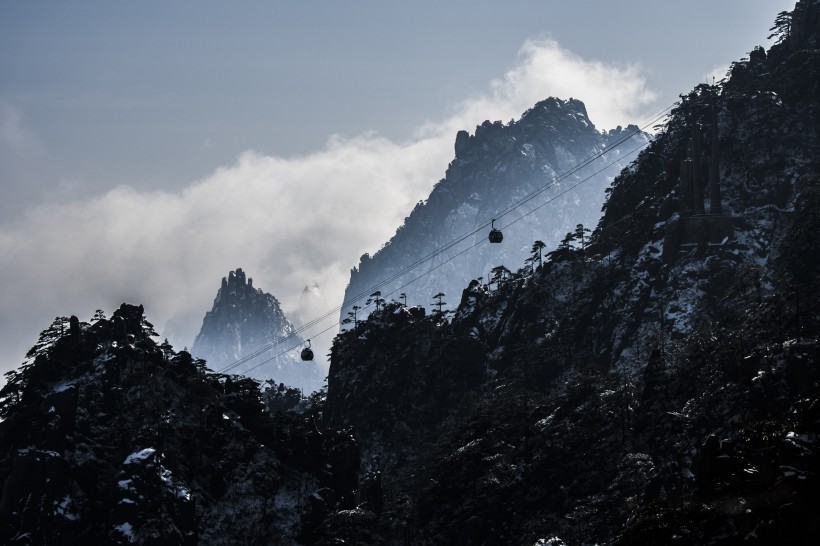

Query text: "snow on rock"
[112, 522, 136, 543]
[534, 538, 566, 546]
[53, 494, 79, 521]
[123, 448, 156, 465]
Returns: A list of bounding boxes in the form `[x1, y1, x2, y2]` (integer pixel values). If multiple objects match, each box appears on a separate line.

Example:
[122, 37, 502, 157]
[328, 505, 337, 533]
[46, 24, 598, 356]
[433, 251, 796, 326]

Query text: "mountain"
[1, 2, 819, 544]
[191, 268, 323, 393]
[341, 97, 649, 323]
[0, 304, 357, 545]
[320, 2, 820, 543]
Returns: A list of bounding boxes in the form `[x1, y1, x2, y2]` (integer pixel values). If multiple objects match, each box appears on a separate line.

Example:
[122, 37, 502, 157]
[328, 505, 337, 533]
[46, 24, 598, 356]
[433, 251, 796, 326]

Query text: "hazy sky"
[0, 1, 794, 381]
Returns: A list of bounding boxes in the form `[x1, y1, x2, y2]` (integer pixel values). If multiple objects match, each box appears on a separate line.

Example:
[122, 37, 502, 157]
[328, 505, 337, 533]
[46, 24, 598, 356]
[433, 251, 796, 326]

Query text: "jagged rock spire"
[192, 268, 323, 392]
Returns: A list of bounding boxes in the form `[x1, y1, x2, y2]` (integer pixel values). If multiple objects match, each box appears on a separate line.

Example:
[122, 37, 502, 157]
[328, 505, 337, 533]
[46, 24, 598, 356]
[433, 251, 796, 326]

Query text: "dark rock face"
[0, 304, 360, 545]
[341, 97, 649, 324]
[192, 268, 323, 393]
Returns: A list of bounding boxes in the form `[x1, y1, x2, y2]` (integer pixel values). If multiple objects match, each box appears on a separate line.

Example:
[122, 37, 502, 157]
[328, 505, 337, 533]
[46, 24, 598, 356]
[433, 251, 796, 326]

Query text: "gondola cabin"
[300, 339, 314, 361]
[488, 219, 503, 243]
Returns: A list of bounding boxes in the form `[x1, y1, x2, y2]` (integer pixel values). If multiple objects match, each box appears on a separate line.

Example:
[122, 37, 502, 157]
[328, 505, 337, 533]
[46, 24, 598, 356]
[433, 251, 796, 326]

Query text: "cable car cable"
[215, 102, 676, 374]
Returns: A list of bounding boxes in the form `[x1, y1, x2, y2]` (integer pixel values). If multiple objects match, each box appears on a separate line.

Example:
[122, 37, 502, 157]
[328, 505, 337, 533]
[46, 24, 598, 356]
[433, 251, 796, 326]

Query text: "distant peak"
[521, 96, 589, 123]
[226, 268, 248, 287]
[453, 96, 596, 160]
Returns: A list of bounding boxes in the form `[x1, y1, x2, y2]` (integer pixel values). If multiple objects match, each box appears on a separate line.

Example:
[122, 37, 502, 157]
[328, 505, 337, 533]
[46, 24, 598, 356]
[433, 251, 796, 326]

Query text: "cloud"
[706, 64, 731, 86]
[420, 38, 657, 139]
[0, 40, 656, 380]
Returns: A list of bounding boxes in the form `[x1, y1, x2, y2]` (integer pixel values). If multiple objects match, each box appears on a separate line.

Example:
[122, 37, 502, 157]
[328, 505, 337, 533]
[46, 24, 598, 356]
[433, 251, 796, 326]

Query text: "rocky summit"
[192, 268, 323, 393]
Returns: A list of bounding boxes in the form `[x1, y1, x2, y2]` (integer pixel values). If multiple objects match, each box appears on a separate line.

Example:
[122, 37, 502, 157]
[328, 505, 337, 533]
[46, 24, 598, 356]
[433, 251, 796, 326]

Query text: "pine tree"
[432, 292, 446, 315]
[367, 291, 385, 312]
[531, 240, 546, 268]
[768, 10, 792, 44]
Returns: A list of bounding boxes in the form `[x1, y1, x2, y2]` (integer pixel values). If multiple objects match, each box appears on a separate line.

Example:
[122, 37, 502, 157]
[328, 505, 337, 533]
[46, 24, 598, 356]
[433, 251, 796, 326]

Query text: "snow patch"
[53, 494, 78, 521]
[112, 522, 136, 543]
[52, 381, 75, 393]
[534, 538, 566, 546]
[124, 448, 155, 465]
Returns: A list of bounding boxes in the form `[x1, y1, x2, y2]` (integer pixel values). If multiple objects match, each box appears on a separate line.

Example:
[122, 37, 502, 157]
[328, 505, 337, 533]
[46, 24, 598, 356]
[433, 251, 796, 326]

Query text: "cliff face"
[341, 97, 649, 323]
[192, 268, 323, 393]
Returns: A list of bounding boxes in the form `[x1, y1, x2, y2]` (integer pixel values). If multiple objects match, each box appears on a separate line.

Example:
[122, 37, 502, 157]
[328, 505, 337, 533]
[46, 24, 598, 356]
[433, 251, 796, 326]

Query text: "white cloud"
[707, 64, 731, 86]
[421, 38, 657, 139]
[0, 40, 656, 380]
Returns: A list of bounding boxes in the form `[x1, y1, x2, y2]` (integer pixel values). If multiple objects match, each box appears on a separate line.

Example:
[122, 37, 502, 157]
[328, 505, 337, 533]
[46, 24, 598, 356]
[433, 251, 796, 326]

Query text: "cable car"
[488, 219, 503, 243]
[300, 339, 314, 361]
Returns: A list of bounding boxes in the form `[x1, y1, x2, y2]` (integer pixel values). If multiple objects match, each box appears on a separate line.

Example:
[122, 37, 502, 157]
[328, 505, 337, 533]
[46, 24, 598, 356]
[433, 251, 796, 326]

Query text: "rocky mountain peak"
[453, 97, 595, 162]
[217, 267, 253, 297]
[521, 96, 588, 124]
[192, 269, 323, 392]
[342, 96, 648, 325]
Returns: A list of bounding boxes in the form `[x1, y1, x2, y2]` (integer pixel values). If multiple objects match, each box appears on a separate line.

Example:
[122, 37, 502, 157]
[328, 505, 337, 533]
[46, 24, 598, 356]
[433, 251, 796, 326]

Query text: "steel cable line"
[225, 87, 767, 374]
[217, 139, 651, 377]
[314, 105, 673, 313]
[217, 107, 671, 374]
[231, 241, 486, 378]
[216, 103, 676, 374]
[231, 177, 651, 379]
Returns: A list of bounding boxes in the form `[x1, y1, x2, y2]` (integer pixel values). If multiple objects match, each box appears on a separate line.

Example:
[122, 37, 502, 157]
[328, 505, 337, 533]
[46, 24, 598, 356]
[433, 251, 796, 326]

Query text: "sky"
[0, 0, 795, 382]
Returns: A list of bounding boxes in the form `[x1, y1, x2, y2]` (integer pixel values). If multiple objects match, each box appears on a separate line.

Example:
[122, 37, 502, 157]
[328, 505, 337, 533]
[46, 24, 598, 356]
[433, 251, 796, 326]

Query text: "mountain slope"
[0, 304, 357, 545]
[321, 2, 820, 544]
[341, 98, 649, 322]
